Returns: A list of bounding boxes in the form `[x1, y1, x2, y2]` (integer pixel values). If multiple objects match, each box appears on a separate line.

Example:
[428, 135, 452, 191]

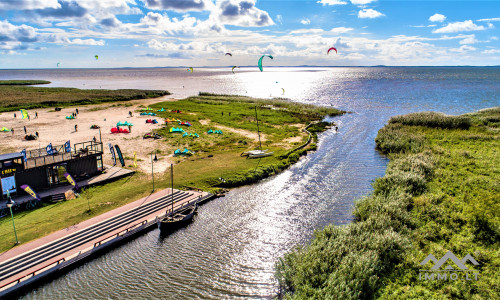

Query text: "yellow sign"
[1, 168, 16, 176]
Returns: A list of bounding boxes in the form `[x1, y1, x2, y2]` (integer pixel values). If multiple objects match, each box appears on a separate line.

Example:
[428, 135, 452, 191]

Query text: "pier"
[0, 188, 212, 299]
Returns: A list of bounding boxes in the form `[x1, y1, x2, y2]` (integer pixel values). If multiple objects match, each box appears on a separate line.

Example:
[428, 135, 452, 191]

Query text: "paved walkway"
[0, 188, 208, 292]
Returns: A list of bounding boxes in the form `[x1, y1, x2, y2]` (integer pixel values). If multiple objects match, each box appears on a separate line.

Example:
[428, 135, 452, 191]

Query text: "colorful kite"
[114, 145, 125, 167]
[327, 47, 337, 54]
[258, 55, 273, 72]
[95, 54, 99, 60]
[225, 52, 232, 56]
[231, 66, 239, 74]
[20, 109, 29, 119]
[187, 67, 193, 72]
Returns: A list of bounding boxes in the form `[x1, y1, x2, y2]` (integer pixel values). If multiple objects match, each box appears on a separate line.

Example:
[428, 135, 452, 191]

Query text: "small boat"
[241, 149, 270, 156]
[248, 151, 274, 158]
[157, 203, 197, 235]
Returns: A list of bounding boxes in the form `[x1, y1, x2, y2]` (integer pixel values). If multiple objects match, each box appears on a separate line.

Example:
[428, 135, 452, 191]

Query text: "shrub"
[389, 112, 471, 130]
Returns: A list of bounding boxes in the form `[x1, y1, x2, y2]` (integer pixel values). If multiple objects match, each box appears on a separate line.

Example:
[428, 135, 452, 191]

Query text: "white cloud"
[358, 9, 384, 19]
[301, 18, 311, 25]
[433, 20, 487, 33]
[450, 45, 476, 53]
[290, 28, 324, 34]
[316, 0, 348, 5]
[429, 13, 446, 23]
[477, 17, 500, 22]
[70, 38, 105, 46]
[491, 36, 499, 41]
[214, 0, 274, 27]
[459, 35, 478, 45]
[0, 20, 38, 42]
[351, 0, 377, 5]
[143, 0, 214, 12]
[0, 0, 60, 10]
[482, 49, 500, 54]
[330, 27, 354, 33]
[276, 15, 283, 25]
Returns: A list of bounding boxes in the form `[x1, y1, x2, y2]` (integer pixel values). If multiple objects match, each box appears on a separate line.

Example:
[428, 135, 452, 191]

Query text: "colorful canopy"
[117, 121, 133, 127]
[1, 127, 11, 132]
[169, 127, 185, 133]
[66, 115, 75, 119]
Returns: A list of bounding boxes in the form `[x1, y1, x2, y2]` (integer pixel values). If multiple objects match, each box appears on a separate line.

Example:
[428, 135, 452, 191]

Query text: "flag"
[133, 151, 137, 168]
[20, 184, 41, 201]
[114, 145, 125, 167]
[20, 109, 29, 119]
[46, 143, 55, 155]
[108, 143, 116, 166]
[64, 140, 71, 153]
[63, 172, 79, 190]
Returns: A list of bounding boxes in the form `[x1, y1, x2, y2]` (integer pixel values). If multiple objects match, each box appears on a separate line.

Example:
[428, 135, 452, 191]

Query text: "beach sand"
[0, 96, 176, 173]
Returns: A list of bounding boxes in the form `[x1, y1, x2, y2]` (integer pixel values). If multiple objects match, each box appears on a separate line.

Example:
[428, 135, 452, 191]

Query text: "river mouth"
[8, 67, 498, 299]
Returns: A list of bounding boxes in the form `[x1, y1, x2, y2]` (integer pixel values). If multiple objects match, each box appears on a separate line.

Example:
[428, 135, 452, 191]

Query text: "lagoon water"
[2, 67, 499, 299]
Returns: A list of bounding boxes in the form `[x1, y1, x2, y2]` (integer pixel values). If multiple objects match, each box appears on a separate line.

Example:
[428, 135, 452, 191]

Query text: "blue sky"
[0, 0, 499, 68]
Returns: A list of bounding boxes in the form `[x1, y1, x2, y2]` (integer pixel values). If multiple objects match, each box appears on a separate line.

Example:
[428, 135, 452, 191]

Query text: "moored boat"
[157, 203, 197, 235]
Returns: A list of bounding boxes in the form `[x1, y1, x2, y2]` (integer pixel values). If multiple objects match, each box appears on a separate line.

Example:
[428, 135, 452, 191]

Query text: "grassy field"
[0, 94, 344, 252]
[0, 81, 170, 112]
[0, 80, 50, 85]
[276, 108, 499, 299]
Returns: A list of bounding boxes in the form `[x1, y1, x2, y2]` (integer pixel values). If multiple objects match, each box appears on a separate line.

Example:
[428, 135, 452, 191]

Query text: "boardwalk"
[0, 188, 210, 297]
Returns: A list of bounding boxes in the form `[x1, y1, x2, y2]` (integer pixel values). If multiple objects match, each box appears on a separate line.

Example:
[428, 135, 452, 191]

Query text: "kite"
[57, 62, 61, 67]
[20, 109, 29, 119]
[94, 54, 99, 60]
[231, 66, 239, 74]
[187, 67, 193, 72]
[258, 55, 273, 72]
[225, 53, 232, 56]
[281, 88, 285, 95]
[327, 47, 337, 54]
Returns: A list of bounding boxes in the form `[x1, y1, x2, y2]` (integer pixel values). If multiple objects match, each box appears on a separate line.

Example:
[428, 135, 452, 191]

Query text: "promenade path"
[0, 188, 208, 293]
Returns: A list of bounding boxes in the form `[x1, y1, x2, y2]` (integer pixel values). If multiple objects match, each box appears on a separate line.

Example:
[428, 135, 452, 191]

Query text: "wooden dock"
[0, 188, 212, 299]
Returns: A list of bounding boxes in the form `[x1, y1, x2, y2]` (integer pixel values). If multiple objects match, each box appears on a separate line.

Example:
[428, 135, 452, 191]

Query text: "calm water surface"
[1, 67, 498, 299]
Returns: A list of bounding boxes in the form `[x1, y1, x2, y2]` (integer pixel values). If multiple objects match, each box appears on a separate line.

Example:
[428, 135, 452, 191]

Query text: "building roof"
[0, 152, 24, 162]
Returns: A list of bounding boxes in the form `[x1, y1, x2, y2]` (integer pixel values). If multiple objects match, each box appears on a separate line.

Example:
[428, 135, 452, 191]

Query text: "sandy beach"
[0, 95, 176, 173]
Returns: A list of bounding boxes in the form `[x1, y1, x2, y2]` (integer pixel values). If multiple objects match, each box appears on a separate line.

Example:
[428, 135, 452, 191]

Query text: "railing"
[93, 220, 148, 248]
[24, 141, 103, 169]
[0, 258, 65, 291]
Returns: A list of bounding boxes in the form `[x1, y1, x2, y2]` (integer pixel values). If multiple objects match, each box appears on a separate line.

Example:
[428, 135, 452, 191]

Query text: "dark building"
[0, 141, 103, 200]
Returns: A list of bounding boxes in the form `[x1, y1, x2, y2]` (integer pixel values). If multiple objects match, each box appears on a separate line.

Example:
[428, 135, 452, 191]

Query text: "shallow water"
[2, 67, 498, 299]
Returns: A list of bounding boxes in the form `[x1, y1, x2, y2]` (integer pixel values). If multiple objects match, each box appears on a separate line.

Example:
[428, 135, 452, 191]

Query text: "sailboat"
[157, 164, 197, 235]
[240, 106, 274, 158]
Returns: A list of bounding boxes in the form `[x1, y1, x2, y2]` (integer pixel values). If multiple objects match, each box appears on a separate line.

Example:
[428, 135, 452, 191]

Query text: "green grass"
[0, 94, 344, 253]
[0, 80, 50, 85]
[0, 84, 170, 112]
[276, 108, 500, 299]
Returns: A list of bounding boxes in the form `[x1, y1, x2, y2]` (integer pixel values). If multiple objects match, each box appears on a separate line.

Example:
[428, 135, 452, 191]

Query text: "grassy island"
[276, 108, 499, 299]
[0, 80, 170, 112]
[0, 94, 343, 253]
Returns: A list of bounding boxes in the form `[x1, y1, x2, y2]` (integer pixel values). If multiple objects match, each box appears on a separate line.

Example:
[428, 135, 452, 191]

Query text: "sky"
[0, 0, 499, 68]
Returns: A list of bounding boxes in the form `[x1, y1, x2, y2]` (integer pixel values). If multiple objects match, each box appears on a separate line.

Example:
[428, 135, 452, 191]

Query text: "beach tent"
[146, 119, 158, 124]
[66, 115, 75, 119]
[171, 110, 182, 113]
[140, 112, 156, 116]
[111, 127, 130, 133]
[117, 121, 133, 127]
[179, 121, 192, 126]
[207, 129, 213, 134]
[214, 130, 223, 135]
[1, 127, 11, 132]
[157, 108, 166, 112]
[141, 107, 153, 111]
[169, 127, 185, 133]
[174, 148, 194, 156]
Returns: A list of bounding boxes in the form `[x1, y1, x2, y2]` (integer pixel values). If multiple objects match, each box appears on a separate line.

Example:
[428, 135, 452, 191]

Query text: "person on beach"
[128, 125, 132, 133]
[28, 115, 30, 121]
[76, 108, 79, 114]
[36, 131, 39, 138]
[24, 126, 27, 134]
[222, 112, 224, 116]
[129, 111, 132, 117]
[35, 112, 38, 119]
[75, 124, 78, 132]
[11, 128, 14, 135]
[93, 136, 97, 142]
[14, 113, 16, 118]
[335, 126, 338, 132]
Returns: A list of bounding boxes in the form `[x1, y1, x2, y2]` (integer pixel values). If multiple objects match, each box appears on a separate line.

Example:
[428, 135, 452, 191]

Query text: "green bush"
[389, 112, 471, 130]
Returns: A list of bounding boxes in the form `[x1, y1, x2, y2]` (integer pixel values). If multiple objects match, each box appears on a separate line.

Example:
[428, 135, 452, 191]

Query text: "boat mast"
[171, 163, 174, 215]
[255, 106, 262, 150]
